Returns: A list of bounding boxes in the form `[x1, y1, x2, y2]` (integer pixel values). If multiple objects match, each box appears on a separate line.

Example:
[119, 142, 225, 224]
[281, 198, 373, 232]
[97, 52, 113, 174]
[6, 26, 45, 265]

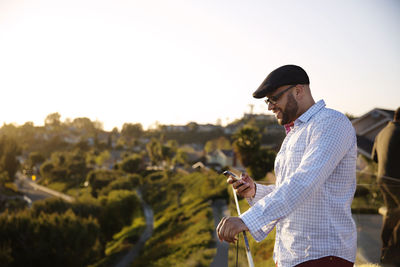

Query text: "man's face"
[266, 85, 299, 125]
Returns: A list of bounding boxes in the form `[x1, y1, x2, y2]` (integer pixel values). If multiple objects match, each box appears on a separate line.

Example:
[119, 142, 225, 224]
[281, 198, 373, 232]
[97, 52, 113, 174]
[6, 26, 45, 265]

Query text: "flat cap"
[253, 65, 310, 99]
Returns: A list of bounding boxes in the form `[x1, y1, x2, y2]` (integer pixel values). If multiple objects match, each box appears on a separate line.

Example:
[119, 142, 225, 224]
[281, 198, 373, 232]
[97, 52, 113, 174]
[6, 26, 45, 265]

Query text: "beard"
[277, 93, 299, 125]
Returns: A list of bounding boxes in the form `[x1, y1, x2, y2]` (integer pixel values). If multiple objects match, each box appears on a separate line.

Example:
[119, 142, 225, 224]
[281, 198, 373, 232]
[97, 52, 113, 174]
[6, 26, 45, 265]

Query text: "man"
[371, 107, 400, 264]
[217, 65, 357, 266]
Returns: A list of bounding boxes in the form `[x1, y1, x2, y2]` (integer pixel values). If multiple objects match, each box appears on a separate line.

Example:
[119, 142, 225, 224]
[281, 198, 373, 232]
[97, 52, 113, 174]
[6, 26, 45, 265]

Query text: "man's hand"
[227, 173, 256, 198]
[216, 216, 248, 243]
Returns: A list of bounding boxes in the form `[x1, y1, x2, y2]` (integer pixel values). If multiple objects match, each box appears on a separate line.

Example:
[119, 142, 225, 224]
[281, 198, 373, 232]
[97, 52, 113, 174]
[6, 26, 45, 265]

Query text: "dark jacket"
[372, 121, 400, 180]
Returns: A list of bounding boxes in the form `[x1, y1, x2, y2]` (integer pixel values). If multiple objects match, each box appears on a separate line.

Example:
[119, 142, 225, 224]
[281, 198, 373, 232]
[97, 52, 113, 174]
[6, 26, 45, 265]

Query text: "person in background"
[372, 107, 400, 264]
[216, 65, 357, 267]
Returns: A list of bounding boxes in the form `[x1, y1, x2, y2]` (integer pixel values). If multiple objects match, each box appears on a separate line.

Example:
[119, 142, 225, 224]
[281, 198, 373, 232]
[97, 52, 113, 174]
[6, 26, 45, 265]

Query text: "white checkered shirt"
[240, 100, 357, 267]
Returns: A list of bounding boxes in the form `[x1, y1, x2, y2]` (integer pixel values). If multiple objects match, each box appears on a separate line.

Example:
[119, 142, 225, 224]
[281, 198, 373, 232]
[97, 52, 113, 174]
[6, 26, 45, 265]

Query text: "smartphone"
[223, 170, 240, 182]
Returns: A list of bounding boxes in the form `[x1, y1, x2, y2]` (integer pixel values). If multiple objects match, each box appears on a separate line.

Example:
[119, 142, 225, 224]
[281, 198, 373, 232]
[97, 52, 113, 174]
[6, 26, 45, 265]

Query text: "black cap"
[253, 65, 310, 99]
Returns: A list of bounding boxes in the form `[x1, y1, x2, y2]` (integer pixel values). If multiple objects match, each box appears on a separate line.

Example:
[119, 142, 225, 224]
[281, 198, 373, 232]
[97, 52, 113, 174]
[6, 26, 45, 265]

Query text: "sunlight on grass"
[105, 216, 146, 255]
[46, 182, 66, 192]
[131, 171, 226, 267]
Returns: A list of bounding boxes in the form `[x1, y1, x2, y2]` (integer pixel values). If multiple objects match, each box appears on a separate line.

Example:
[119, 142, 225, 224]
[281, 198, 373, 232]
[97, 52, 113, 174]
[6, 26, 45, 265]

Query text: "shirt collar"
[284, 121, 294, 134]
[296, 99, 326, 124]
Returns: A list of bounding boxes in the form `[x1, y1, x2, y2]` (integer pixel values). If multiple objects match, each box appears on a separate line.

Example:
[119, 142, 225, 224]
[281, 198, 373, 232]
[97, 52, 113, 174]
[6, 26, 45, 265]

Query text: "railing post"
[232, 185, 255, 267]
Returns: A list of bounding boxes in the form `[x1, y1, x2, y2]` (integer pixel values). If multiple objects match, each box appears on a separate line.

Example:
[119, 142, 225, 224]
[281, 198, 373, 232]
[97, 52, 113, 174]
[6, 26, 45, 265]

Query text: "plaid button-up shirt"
[240, 100, 357, 266]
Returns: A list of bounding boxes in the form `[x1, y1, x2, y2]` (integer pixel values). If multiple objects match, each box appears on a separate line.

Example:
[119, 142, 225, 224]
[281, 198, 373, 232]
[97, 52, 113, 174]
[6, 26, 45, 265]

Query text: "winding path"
[210, 199, 230, 267]
[114, 190, 154, 267]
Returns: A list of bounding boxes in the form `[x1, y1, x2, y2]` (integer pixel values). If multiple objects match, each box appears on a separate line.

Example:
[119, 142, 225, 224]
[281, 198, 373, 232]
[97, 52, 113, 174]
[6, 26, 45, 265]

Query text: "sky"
[0, 0, 399, 131]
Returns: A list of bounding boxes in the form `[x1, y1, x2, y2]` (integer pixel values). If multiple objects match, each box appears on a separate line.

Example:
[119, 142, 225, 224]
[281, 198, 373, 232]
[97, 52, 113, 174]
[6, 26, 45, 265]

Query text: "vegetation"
[131, 170, 228, 266]
[233, 126, 276, 179]
[0, 182, 144, 266]
[0, 136, 21, 185]
[0, 112, 287, 266]
[0, 110, 389, 266]
[0, 208, 102, 267]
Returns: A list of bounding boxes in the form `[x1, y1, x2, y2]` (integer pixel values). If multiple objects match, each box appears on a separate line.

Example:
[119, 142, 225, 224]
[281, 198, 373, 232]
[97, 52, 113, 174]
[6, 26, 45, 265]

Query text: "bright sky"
[1, 0, 399, 130]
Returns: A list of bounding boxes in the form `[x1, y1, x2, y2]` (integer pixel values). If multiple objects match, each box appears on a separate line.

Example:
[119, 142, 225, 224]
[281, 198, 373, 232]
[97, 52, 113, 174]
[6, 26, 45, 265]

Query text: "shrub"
[0, 209, 102, 267]
[98, 190, 141, 241]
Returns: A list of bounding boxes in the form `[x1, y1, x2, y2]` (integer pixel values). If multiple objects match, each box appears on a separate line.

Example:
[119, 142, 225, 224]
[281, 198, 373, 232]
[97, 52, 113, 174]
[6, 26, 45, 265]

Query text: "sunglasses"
[264, 84, 296, 105]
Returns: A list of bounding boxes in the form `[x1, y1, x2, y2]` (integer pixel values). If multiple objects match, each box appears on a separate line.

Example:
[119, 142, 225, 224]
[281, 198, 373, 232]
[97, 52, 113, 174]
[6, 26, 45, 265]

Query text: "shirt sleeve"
[240, 115, 356, 242]
[246, 183, 275, 206]
[243, 183, 278, 241]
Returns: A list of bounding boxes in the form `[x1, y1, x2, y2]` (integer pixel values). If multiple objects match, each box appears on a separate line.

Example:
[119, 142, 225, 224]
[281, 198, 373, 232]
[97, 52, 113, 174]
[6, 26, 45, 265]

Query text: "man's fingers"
[237, 183, 250, 194]
[221, 223, 235, 243]
[217, 216, 236, 243]
[227, 177, 235, 184]
[241, 173, 252, 183]
[216, 217, 227, 241]
[232, 180, 245, 189]
[216, 217, 224, 241]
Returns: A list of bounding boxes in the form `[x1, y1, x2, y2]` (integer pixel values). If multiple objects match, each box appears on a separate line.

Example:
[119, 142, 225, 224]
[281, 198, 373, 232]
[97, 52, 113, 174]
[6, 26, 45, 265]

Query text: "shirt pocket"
[285, 142, 306, 172]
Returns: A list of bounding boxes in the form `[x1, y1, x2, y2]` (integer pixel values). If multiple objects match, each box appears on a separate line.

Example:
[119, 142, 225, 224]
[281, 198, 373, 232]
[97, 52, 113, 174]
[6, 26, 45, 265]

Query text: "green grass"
[131, 171, 228, 267]
[90, 213, 147, 267]
[105, 215, 146, 255]
[46, 181, 67, 192]
[1, 183, 20, 196]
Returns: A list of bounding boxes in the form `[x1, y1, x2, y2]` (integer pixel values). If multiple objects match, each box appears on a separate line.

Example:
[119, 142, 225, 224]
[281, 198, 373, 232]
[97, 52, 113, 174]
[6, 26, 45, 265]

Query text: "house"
[206, 149, 243, 170]
[197, 124, 221, 133]
[352, 108, 394, 158]
[243, 113, 276, 123]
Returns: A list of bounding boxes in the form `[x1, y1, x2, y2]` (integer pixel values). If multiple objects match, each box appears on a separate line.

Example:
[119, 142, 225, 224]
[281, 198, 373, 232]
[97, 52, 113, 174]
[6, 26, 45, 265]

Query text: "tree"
[0, 171, 10, 187]
[98, 190, 140, 240]
[19, 122, 37, 151]
[28, 152, 45, 167]
[121, 123, 143, 139]
[39, 151, 89, 187]
[186, 122, 198, 132]
[120, 154, 143, 174]
[172, 149, 188, 167]
[0, 136, 21, 181]
[87, 169, 117, 198]
[146, 138, 163, 166]
[71, 117, 96, 134]
[74, 138, 90, 151]
[161, 140, 177, 167]
[248, 148, 276, 179]
[44, 112, 61, 126]
[0, 209, 102, 267]
[232, 126, 261, 167]
[232, 127, 276, 179]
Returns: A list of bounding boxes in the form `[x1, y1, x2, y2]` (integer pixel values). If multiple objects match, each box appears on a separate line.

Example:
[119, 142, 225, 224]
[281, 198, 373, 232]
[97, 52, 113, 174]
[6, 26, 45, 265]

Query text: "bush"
[99, 175, 138, 196]
[87, 169, 118, 197]
[120, 154, 143, 174]
[98, 190, 141, 241]
[0, 209, 102, 267]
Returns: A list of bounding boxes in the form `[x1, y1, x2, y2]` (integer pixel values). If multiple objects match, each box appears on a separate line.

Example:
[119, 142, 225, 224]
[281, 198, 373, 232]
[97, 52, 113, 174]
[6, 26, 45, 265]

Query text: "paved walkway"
[353, 214, 398, 267]
[210, 199, 230, 267]
[114, 190, 154, 267]
[354, 214, 383, 265]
